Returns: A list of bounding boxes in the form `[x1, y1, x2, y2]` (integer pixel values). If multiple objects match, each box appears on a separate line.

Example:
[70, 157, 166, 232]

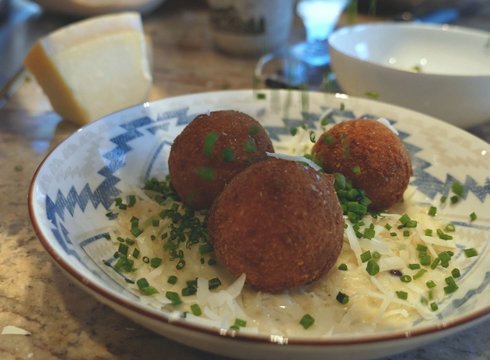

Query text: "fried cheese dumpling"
[168, 110, 274, 210]
[207, 158, 344, 293]
[312, 118, 412, 211]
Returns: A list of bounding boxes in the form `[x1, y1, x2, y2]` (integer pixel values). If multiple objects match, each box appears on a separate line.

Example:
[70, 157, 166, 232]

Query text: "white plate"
[29, 90, 490, 359]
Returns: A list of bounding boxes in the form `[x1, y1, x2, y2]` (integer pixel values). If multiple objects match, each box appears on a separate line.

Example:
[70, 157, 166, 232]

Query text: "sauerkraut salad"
[103, 126, 483, 338]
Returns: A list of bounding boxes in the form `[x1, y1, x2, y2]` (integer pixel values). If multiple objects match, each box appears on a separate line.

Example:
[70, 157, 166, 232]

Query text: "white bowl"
[329, 22, 490, 128]
[29, 90, 490, 359]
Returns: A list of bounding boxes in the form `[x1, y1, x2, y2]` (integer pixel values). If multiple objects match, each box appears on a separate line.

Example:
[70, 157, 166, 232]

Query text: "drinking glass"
[254, 0, 348, 90]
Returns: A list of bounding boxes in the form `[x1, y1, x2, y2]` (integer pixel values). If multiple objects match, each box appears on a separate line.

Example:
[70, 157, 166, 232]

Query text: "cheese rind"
[24, 12, 152, 125]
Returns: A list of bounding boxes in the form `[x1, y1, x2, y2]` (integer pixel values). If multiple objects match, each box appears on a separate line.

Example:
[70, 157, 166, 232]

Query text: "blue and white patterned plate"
[29, 90, 490, 360]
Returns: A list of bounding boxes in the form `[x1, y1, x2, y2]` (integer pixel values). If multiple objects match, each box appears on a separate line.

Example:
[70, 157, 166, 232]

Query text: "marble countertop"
[0, 1, 489, 359]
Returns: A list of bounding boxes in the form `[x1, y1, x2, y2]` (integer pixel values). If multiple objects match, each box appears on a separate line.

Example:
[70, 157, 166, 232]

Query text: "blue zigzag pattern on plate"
[144, 140, 172, 181]
[45, 106, 196, 256]
[410, 158, 490, 202]
[265, 107, 356, 141]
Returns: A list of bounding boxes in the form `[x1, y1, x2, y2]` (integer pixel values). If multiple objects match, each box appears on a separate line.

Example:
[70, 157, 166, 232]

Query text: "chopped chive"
[390, 231, 397, 237]
[323, 134, 334, 144]
[469, 212, 477, 222]
[430, 302, 439, 311]
[396, 291, 408, 300]
[300, 314, 315, 329]
[199, 243, 213, 255]
[130, 217, 143, 237]
[416, 244, 428, 252]
[248, 125, 260, 136]
[408, 263, 421, 270]
[150, 257, 162, 268]
[420, 254, 432, 266]
[165, 291, 182, 305]
[424, 229, 433, 237]
[413, 269, 427, 280]
[450, 195, 460, 204]
[234, 318, 247, 327]
[440, 195, 447, 203]
[430, 257, 441, 269]
[426, 280, 436, 289]
[384, 223, 392, 231]
[176, 259, 186, 270]
[336, 291, 350, 304]
[363, 227, 376, 239]
[438, 251, 452, 265]
[243, 139, 257, 153]
[400, 275, 412, 283]
[128, 195, 136, 207]
[132, 248, 140, 259]
[152, 218, 160, 227]
[352, 165, 361, 175]
[309, 131, 316, 143]
[451, 181, 464, 197]
[436, 228, 453, 240]
[136, 278, 158, 295]
[167, 275, 178, 285]
[208, 277, 221, 290]
[338, 263, 348, 271]
[182, 286, 197, 296]
[444, 223, 456, 232]
[360, 250, 371, 263]
[256, 93, 266, 100]
[290, 127, 298, 136]
[320, 115, 331, 126]
[197, 166, 216, 181]
[221, 147, 235, 162]
[136, 277, 150, 289]
[203, 132, 219, 157]
[464, 248, 478, 258]
[403, 230, 410, 237]
[114, 256, 134, 272]
[451, 268, 461, 278]
[372, 251, 381, 261]
[142, 256, 150, 264]
[118, 243, 129, 256]
[428, 206, 437, 216]
[443, 277, 459, 294]
[366, 260, 379, 276]
[190, 304, 202, 316]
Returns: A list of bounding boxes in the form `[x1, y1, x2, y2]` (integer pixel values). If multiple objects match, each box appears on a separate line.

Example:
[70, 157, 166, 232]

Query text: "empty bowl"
[329, 22, 490, 128]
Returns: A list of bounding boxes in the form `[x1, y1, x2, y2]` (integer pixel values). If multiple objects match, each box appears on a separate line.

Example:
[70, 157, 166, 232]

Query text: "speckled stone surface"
[0, 1, 489, 359]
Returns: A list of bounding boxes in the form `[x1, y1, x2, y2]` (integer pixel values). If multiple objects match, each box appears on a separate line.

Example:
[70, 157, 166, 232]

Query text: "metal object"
[0, 0, 59, 109]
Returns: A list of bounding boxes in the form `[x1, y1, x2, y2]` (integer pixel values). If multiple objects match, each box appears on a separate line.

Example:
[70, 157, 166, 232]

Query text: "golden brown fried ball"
[207, 158, 344, 293]
[168, 110, 274, 210]
[312, 118, 412, 211]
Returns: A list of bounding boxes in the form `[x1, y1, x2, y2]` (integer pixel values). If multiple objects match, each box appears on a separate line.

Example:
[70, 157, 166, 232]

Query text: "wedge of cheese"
[24, 12, 152, 125]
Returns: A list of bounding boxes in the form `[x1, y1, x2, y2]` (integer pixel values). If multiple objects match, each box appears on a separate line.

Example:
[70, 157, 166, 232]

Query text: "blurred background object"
[329, 22, 490, 128]
[207, 0, 294, 56]
[291, 0, 348, 66]
[0, 0, 11, 19]
[31, 0, 166, 16]
[357, 0, 489, 19]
